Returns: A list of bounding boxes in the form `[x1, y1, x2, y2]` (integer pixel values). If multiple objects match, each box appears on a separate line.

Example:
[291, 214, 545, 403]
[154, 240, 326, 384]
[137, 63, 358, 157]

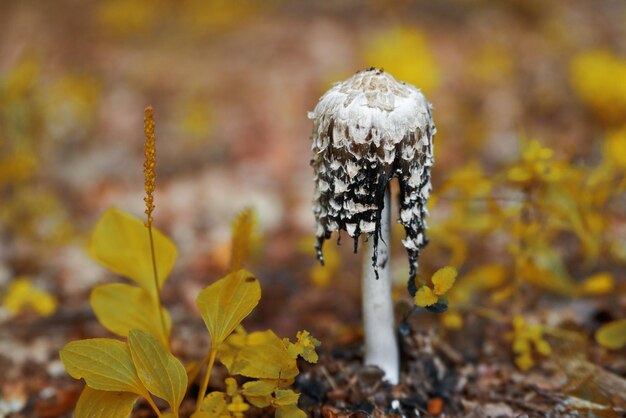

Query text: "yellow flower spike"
[143, 106, 157, 227]
[431, 266, 457, 296]
[414, 286, 437, 307]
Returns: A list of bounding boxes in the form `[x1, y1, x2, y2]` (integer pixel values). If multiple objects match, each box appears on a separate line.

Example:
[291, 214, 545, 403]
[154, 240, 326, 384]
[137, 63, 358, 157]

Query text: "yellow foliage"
[603, 127, 626, 171]
[128, 329, 187, 416]
[230, 329, 298, 380]
[414, 286, 437, 308]
[432, 266, 457, 296]
[506, 139, 567, 185]
[595, 319, 626, 350]
[196, 269, 262, 347]
[195, 391, 228, 417]
[510, 316, 552, 371]
[88, 208, 178, 291]
[90, 283, 172, 347]
[74, 387, 138, 418]
[577, 272, 615, 296]
[414, 266, 457, 309]
[60, 338, 151, 397]
[570, 49, 626, 123]
[2, 277, 57, 317]
[363, 27, 440, 94]
[283, 330, 321, 363]
[230, 208, 257, 271]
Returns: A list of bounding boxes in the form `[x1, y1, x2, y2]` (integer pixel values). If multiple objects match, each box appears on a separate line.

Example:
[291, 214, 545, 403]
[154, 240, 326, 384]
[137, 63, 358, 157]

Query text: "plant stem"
[362, 188, 399, 384]
[148, 225, 168, 347]
[145, 395, 163, 417]
[195, 348, 217, 412]
[187, 351, 213, 386]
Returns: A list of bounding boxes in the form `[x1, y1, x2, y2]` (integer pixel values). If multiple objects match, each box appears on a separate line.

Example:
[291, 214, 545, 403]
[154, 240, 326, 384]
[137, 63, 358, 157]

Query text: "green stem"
[148, 225, 168, 347]
[195, 348, 217, 412]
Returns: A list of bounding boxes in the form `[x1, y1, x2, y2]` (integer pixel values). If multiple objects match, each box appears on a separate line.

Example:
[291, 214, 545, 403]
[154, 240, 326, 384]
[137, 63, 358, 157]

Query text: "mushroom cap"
[309, 68, 435, 292]
[308, 68, 433, 150]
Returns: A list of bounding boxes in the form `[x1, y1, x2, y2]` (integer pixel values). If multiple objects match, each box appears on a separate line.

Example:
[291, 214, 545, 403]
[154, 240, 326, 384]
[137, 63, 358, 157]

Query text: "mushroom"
[309, 68, 435, 384]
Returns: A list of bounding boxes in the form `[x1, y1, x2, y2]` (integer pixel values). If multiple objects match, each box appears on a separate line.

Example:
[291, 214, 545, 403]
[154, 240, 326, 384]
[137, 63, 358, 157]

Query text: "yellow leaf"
[60, 339, 149, 397]
[241, 379, 275, 408]
[91, 283, 171, 347]
[432, 266, 457, 295]
[231, 330, 298, 380]
[273, 389, 299, 406]
[242, 380, 275, 397]
[196, 270, 261, 346]
[2, 277, 57, 317]
[595, 319, 626, 350]
[127, 329, 187, 416]
[284, 330, 320, 363]
[414, 286, 437, 307]
[275, 404, 307, 418]
[192, 391, 227, 418]
[217, 326, 247, 372]
[88, 208, 177, 291]
[577, 272, 615, 296]
[230, 208, 257, 271]
[74, 387, 138, 418]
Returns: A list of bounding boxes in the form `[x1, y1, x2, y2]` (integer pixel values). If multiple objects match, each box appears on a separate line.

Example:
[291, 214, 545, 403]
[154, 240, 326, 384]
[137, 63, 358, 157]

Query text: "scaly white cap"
[309, 68, 435, 293]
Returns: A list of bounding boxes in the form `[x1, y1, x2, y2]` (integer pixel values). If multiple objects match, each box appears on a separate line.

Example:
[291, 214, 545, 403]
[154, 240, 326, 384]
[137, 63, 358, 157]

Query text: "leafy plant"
[60, 107, 319, 417]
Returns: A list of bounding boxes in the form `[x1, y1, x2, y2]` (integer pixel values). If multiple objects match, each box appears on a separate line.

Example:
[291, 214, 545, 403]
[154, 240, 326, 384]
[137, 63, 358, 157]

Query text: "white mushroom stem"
[362, 188, 399, 384]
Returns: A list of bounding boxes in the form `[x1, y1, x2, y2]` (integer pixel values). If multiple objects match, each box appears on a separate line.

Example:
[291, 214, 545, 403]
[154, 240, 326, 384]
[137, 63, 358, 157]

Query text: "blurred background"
[1, 0, 626, 415]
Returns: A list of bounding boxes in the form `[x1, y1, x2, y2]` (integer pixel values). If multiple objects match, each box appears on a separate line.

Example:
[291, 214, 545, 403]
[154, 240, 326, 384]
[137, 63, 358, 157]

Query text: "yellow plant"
[595, 319, 626, 350]
[2, 277, 57, 317]
[508, 316, 552, 371]
[414, 266, 457, 312]
[570, 49, 626, 124]
[60, 107, 319, 417]
[426, 133, 624, 371]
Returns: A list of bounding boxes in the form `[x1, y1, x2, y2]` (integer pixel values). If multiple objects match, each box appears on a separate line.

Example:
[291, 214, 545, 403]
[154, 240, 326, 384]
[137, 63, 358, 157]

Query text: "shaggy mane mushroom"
[309, 68, 435, 383]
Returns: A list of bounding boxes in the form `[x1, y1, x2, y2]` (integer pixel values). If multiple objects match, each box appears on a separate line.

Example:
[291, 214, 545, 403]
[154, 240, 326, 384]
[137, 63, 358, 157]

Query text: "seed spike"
[143, 106, 156, 227]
